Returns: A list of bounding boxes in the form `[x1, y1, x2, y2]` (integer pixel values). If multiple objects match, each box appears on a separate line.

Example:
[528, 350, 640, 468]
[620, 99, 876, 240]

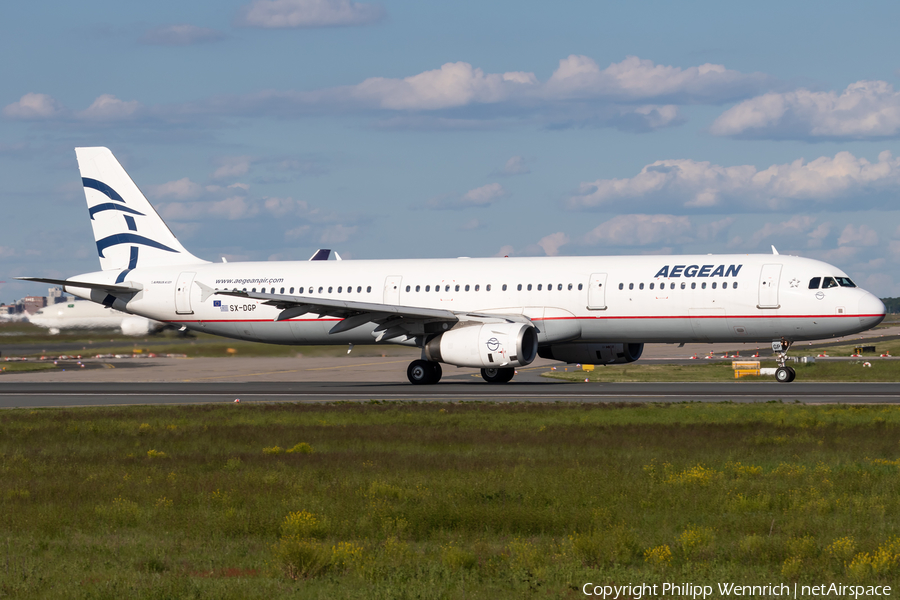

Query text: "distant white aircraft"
[19, 147, 886, 384]
[30, 300, 163, 336]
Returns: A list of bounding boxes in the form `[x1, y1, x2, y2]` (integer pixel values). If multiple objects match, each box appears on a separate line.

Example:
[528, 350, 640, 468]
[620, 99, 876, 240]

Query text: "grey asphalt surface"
[1, 379, 898, 408]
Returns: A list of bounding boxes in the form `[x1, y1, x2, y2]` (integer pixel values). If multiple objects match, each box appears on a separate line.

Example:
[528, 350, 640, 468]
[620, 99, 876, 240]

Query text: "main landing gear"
[480, 367, 515, 383]
[407, 360, 442, 385]
[772, 338, 796, 383]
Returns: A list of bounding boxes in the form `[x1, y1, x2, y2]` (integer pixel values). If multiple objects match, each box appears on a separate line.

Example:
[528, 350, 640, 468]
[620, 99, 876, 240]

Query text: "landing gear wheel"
[481, 367, 515, 383]
[407, 360, 441, 385]
[775, 367, 793, 383]
[772, 338, 796, 383]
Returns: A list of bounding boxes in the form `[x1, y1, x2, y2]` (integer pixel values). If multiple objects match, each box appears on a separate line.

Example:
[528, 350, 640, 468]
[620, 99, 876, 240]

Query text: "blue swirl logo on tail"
[96, 234, 178, 258]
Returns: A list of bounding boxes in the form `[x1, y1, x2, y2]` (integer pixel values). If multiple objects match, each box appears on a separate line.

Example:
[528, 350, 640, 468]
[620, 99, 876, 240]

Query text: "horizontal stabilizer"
[15, 276, 141, 294]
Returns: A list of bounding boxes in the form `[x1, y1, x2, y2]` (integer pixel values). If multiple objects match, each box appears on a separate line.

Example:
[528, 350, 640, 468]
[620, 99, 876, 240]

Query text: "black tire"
[775, 367, 791, 383]
[429, 362, 443, 384]
[481, 367, 515, 383]
[408, 360, 431, 385]
[407, 360, 441, 385]
[786, 366, 796, 382]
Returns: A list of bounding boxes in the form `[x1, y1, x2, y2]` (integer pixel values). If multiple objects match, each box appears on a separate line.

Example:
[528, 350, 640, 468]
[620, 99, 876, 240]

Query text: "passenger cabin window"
[475, 284, 480, 291]
[558, 284, 563, 291]
[425, 285, 430, 292]
[701, 282, 707, 289]
[822, 277, 838, 289]
[318, 287, 324, 293]
[691, 283, 696, 289]
[501, 284, 507, 291]
[638, 283, 644, 290]
[809, 277, 821, 289]
[357, 286, 362, 293]
[680, 282, 685, 289]
[722, 282, 727, 289]
[629, 283, 634, 290]
[252, 288, 256, 292]
[712, 282, 717, 289]
[619, 283, 624, 290]
[405, 285, 410, 292]
[578, 283, 583, 291]
[280, 287, 285, 294]
[486, 284, 491, 291]
[415, 285, 420, 292]
[517, 284, 522, 291]
[289, 287, 294, 294]
[445, 285, 450, 292]
[367, 286, 372, 293]
[527, 284, 532, 291]
[568, 284, 573, 290]
[328, 287, 333, 293]
[537, 284, 542, 291]
[734, 282, 738, 289]
[649, 283, 654, 290]
[455, 285, 460, 292]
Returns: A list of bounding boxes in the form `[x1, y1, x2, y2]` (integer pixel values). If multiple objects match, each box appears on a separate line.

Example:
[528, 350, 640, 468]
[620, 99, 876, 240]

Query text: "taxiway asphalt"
[1, 380, 898, 408]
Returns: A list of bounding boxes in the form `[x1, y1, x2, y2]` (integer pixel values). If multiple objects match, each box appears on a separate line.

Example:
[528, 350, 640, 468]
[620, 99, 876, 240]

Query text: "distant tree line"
[882, 298, 900, 313]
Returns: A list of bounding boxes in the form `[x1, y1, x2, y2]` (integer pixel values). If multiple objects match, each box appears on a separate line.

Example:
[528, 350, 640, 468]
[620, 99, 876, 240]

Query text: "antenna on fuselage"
[771, 245, 779, 255]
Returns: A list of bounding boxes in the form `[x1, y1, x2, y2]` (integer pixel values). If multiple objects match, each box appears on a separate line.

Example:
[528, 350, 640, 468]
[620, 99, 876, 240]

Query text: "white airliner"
[19, 147, 886, 384]
[30, 300, 163, 336]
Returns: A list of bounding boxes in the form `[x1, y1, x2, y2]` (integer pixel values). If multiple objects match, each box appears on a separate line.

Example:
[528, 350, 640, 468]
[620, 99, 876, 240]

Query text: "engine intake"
[424, 322, 537, 368]
[538, 342, 644, 365]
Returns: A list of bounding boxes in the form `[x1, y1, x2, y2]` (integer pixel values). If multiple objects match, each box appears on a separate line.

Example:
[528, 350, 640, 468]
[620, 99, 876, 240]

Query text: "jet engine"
[538, 342, 644, 365]
[120, 316, 155, 336]
[424, 322, 538, 368]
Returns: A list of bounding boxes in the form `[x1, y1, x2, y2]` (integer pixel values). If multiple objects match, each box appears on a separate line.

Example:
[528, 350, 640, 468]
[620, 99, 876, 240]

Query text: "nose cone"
[858, 293, 886, 330]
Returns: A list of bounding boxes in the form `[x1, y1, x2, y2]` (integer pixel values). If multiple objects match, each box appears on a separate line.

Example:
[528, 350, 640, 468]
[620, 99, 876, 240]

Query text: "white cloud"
[428, 183, 508, 210]
[263, 196, 310, 217]
[2, 93, 65, 119]
[237, 0, 385, 28]
[711, 80, 900, 140]
[569, 151, 900, 212]
[494, 156, 530, 176]
[838, 224, 879, 247]
[748, 215, 819, 247]
[149, 178, 204, 200]
[78, 94, 142, 121]
[536, 232, 570, 256]
[318, 224, 358, 244]
[211, 156, 252, 180]
[544, 55, 770, 103]
[350, 62, 537, 111]
[160, 196, 260, 221]
[581, 214, 693, 246]
[177, 55, 769, 131]
[141, 24, 226, 45]
[461, 183, 506, 206]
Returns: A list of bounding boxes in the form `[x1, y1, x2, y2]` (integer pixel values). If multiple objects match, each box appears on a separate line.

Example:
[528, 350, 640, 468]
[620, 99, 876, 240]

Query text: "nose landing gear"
[772, 338, 796, 383]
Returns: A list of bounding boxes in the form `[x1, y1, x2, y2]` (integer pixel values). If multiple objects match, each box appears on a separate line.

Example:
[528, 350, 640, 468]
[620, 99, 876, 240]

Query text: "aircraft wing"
[214, 289, 528, 342]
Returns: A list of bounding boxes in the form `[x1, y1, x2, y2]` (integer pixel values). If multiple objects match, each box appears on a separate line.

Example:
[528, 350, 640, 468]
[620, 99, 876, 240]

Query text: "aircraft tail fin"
[75, 147, 208, 273]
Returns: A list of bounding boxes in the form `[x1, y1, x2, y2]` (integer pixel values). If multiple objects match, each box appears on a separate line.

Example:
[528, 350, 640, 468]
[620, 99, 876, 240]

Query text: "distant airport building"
[48, 287, 68, 304]
[22, 296, 47, 314]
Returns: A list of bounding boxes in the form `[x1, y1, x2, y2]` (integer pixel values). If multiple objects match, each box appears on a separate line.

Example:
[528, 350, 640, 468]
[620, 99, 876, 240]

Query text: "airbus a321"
[19, 147, 886, 384]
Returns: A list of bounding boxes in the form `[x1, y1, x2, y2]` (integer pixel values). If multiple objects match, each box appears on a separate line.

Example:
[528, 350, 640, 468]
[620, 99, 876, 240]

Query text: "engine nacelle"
[424, 322, 538, 368]
[538, 342, 644, 365]
[120, 316, 154, 336]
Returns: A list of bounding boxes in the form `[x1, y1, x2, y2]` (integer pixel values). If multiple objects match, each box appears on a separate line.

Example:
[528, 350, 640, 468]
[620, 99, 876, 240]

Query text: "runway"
[1, 381, 899, 408]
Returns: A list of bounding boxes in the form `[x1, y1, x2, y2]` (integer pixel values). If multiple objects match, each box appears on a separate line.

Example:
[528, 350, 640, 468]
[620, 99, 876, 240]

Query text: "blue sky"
[3, 0, 900, 302]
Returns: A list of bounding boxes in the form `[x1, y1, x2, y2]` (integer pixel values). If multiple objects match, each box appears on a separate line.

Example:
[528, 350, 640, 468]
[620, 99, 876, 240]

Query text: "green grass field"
[2, 402, 900, 598]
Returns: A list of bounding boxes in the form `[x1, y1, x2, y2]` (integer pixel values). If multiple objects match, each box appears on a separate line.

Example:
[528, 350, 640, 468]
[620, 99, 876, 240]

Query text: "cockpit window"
[836, 277, 856, 288]
[808, 277, 821, 289]
[821, 277, 838, 289]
